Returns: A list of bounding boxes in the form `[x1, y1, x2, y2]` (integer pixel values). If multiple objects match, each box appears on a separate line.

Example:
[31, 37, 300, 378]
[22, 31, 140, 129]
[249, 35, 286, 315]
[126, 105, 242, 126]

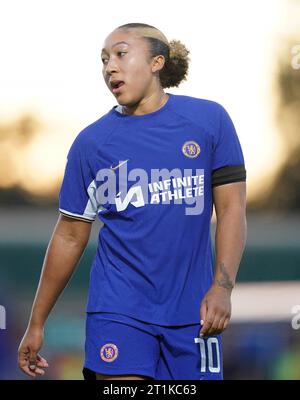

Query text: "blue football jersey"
[59, 93, 246, 325]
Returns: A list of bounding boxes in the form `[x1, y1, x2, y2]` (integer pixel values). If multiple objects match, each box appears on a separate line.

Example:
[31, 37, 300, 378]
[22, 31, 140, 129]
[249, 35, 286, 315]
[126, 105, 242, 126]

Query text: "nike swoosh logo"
[110, 159, 130, 171]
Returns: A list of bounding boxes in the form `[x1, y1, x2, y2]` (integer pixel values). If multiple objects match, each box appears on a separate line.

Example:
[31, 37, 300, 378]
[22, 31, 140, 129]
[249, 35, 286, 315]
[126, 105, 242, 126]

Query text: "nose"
[104, 57, 119, 76]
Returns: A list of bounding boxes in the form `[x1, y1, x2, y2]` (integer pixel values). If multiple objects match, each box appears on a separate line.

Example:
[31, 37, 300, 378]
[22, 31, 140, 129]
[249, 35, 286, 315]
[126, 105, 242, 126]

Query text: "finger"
[200, 300, 207, 325]
[216, 316, 227, 333]
[200, 310, 215, 337]
[32, 367, 45, 376]
[199, 301, 208, 336]
[214, 316, 230, 335]
[206, 314, 222, 336]
[24, 369, 37, 377]
[26, 359, 45, 376]
[36, 360, 49, 368]
[29, 349, 38, 371]
[36, 354, 49, 368]
[19, 363, 38, 378]
[37, 354, 48, 363]
[223, 317, 230, 331]
[209, 315, 226, 336]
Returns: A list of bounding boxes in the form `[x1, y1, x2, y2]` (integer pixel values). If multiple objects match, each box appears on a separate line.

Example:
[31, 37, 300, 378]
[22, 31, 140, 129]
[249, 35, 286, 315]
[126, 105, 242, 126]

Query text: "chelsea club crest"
[182, 141, 201, 158]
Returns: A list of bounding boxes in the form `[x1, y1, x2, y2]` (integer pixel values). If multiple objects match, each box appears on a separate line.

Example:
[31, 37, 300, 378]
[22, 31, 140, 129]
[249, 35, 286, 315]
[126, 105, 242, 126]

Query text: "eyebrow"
[101, 41, 130, 53]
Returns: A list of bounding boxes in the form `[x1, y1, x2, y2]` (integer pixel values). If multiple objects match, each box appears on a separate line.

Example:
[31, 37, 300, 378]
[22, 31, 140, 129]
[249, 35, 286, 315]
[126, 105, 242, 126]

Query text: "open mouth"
[110, 80, 125, 93]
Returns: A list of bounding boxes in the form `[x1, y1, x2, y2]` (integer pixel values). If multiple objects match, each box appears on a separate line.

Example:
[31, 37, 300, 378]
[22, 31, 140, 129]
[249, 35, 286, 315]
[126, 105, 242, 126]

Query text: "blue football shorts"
[83, 311, 223, 380]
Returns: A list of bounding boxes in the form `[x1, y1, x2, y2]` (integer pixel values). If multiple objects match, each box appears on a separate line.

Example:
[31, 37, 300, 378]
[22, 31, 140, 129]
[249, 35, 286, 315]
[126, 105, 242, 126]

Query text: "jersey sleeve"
[58, 135, 98, 222]
[211, 104, 246, 187]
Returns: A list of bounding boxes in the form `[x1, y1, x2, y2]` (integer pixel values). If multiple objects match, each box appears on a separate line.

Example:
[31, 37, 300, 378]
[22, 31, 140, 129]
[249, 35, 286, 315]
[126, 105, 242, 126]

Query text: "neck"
[122, 90, 169, 116]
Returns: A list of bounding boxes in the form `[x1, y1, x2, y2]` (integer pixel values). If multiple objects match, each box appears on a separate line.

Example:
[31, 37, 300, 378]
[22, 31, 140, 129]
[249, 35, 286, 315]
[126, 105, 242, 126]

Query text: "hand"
[18, 326, 49, 378]
[199, 282, 232, 337]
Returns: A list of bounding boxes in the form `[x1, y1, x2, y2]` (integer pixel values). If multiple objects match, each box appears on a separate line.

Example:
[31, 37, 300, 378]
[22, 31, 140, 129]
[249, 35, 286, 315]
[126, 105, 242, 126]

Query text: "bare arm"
[28, 214, 92, 327]
[18, 213, 93, 377]
[213, 181, 247, 290]
[200, 181, 247, 337]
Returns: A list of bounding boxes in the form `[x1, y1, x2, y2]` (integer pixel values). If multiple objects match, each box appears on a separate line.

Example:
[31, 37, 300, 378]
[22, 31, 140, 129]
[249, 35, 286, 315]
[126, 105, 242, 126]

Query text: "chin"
[117, 97, 137, 108]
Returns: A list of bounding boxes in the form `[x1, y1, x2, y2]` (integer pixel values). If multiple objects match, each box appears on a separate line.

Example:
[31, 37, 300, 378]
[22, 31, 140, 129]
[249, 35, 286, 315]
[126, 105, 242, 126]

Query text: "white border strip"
[59, 208, 95, 221]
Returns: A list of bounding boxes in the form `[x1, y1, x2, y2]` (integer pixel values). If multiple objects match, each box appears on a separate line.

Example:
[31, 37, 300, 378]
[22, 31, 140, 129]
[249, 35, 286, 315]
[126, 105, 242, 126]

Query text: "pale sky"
[0, 0, 295, 199]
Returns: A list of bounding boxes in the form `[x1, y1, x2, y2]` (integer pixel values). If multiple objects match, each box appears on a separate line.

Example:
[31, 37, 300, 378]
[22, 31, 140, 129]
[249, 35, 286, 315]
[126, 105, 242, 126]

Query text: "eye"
[101, 51, 126, 64]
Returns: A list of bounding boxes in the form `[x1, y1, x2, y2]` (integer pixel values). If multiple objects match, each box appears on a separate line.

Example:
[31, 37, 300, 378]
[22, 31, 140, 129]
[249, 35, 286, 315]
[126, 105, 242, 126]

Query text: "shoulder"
[172, 93, 224, 112]
[170, 93, 226, 129]
[69, 109, 119, 152]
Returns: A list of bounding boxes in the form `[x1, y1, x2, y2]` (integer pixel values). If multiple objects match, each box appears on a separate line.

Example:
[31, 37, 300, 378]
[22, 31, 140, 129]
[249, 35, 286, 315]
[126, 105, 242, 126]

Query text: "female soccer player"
[18, 23, 247, 380]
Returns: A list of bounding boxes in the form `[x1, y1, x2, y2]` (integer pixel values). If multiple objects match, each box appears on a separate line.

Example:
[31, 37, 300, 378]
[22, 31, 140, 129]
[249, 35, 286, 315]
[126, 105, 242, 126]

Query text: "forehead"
[101, 29, 146, 52]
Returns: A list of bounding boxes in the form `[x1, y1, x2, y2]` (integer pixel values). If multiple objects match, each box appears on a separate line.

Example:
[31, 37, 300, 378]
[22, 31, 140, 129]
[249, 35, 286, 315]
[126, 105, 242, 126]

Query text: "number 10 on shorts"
[194, 337, 221, 373]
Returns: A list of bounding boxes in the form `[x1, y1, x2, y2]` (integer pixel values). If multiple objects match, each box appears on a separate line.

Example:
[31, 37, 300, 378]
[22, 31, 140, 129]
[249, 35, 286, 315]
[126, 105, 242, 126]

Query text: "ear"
[151, 55, 166, 73]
